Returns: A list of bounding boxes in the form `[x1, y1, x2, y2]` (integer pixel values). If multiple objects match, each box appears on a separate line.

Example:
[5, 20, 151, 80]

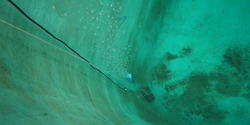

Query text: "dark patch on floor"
[210, 72, 241, 96]
[140, 86, 155, 102]
[223, 48, 243, 71]
[163, 73, 227, 124]
[223, 47, 250, 78]
[219, 46, 250, 97]
[43, 113, 48, 116]
[0, 59, 11, 88]
[153, 63, 171, 81]
[165, 52, 178, 61]
[216, 81, 242, 97]
[180, 47, 192, 56]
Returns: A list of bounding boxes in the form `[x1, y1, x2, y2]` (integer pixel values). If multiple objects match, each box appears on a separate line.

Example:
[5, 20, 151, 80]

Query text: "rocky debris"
[140, 86, 155, 102]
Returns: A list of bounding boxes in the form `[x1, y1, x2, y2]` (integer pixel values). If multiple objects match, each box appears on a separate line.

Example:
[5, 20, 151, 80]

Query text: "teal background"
[1, 0, 250, 125]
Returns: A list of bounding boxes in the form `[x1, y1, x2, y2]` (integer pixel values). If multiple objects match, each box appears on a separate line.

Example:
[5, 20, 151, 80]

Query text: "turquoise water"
[1, 0, 250, 125]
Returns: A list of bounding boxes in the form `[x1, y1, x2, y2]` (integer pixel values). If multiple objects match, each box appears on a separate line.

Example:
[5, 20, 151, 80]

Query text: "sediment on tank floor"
[1, 0, 250, 125]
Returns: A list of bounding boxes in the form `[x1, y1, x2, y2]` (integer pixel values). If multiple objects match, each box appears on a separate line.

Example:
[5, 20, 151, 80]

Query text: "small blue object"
[127, 73, 132, 81]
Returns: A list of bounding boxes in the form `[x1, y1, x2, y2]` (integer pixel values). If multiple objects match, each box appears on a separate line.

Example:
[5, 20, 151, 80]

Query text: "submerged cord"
[7, 0, 126, 91]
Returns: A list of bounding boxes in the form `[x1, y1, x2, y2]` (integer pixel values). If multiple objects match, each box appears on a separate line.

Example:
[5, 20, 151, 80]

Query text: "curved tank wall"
[1, 0, 250, 125]
[0, 0, 147, 124]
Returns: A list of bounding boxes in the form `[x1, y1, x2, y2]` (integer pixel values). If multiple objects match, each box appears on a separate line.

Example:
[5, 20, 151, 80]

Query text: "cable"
[7, 0, 127, 91]
[7, 0, 89, 63]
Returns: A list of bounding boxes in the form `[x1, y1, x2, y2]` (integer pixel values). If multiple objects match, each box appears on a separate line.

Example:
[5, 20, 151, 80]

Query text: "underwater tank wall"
[1, 0, 250, 125]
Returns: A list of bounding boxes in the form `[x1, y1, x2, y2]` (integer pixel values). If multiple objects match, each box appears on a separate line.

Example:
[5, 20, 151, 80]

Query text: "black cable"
[7, 0, 89, 63]
[7, 0, 126, 91]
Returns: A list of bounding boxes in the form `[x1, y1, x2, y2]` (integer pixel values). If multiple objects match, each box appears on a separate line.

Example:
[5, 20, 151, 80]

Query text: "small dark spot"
[165, 85, 175, 92]
[154, 64, 171, 81]
[181, 47, 192, 56]
[165, 52, 178, 61]
[223, 48, 242, 71]
[0, 59, 11, 88]
[43, 113, 48, 116]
